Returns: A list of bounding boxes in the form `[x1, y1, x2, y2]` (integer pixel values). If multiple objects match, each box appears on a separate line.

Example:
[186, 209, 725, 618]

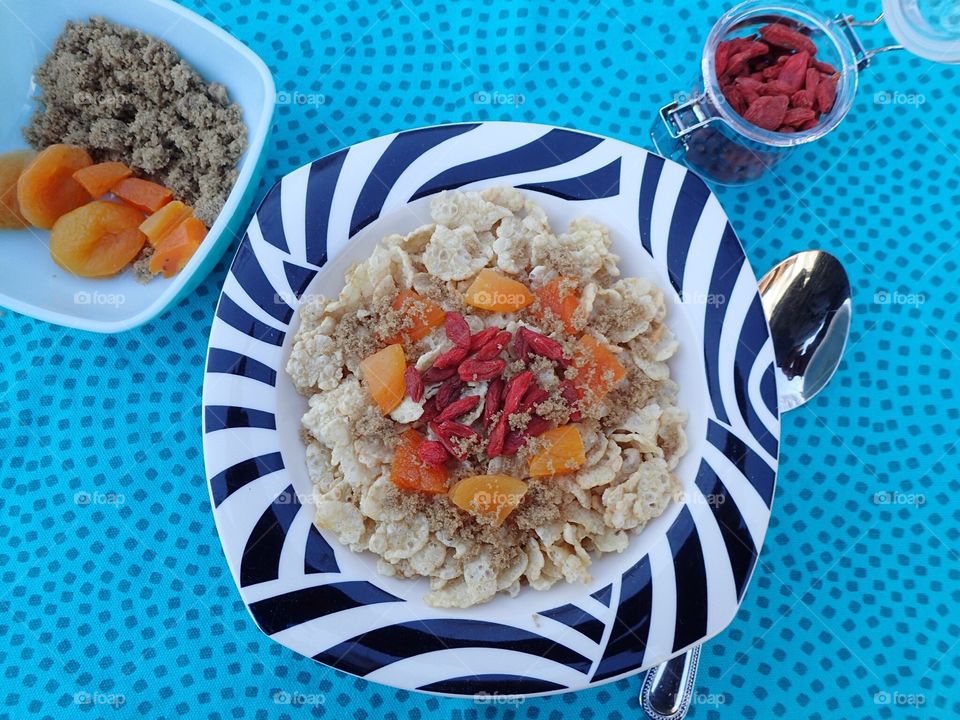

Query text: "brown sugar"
[24, 17, 247, 226]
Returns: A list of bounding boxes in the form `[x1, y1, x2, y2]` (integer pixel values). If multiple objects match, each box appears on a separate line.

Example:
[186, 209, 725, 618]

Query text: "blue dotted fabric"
[2, 0, 958, 718]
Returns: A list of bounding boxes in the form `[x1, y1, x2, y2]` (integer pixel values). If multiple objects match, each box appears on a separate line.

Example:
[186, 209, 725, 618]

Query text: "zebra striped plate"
[201, 122, 780, 696]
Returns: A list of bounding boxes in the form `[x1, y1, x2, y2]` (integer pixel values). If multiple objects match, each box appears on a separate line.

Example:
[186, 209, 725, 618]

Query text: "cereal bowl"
[201, 122, 780, 695]
[0, 0, 275, 332]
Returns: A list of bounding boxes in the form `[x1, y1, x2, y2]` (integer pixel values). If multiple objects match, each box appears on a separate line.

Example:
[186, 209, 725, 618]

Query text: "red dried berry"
[519, 385, 550, 414]
[559, 379, 582, 422]
[436, 395, 481, 422]
[436, 376, 464, 408]
[804, 68, 821, 93]
[715, 39, 733, 78]
[525, 415, 551, 437]
[743, 95, 789, 131]
[812, 59, 837, 74]
[468, 327, 498, 351]
[420, 396, 439, 423]
[734, 76, 763, 104]
[418, 439, 450, 467]
[404, 366, 424, 403]
[790, 89, 813, 109]
[444, 312, 471, 349]
[503, 370, 534, 416]
[424, 365, 457, 383]
[487, 417, 508, 458]
[483, 378, 504, 431]
[761, 65, 782, 80]
[759, 23, 818, 56]
[458, 358, 506, 382]
[815, 76, 837, 113]
[782, 107, 817, 128]
[759, 80, 795, 97]
[474, 330, 513, 361]
[778, 51, 809, 92]
[433, 345, 470, 370]
[436, 420, 478, 438]
[503, 431, 526, 456]
[518, 327, 564, 361]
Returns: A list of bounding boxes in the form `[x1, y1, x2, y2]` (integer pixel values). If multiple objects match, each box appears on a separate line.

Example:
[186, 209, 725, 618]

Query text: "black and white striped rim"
[201, 122, 779, 696]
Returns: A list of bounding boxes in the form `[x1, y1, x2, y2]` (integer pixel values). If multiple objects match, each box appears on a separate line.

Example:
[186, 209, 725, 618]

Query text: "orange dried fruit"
[49, 200, 147, 278]
[528, 425, 586, 477]
[139, 201, 194, 247]
[465, 269, 534, 312]
[391, 428, 449, 494]
[72, 162, 132, 198]
[449, 474, 528, 526]
[533, 276, 580, 333]
[149, 216, 207, 278]
[16, 144, 93, 229]
[112, 177, 174, 214]
[360, 343, 407, 415]
[572, 334, 627, 402]
[0, 150, 36, 229]
[387, 289, 445, 343]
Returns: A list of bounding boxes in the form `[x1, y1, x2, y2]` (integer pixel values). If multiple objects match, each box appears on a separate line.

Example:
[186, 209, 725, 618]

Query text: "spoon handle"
[639, 645, 700, 720]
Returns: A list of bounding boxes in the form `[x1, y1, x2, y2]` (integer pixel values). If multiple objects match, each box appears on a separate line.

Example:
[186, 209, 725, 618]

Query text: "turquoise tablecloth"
[2, 1, 958, 718]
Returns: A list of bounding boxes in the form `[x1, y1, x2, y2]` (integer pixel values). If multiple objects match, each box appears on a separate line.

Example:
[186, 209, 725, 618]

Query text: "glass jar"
[650, 0, 865, 184]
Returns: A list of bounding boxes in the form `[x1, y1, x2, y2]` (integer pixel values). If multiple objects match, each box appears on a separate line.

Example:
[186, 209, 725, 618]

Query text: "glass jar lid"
[882, 0, 960, 63]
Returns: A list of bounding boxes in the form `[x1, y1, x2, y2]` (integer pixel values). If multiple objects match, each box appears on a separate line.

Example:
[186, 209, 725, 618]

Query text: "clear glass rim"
[701, 0, 861, 148]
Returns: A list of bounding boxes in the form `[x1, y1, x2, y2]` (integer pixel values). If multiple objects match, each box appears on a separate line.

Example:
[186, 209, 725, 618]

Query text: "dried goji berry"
[525, 415, 551, 437]
[404, 366, 424, 403]
[518, 327, 564, 361]
[759, 80, 795, 97]
[483, 377, 504, 431]
[468, 327, 498, 350]
[519, 385, 550, 414]
[778, 51, 809, 92]
[436, 395, 481, 422]
[444, 312, 471, 349]
[424, 365, 457, 383]
[458, 358, 506, 382]
[420, 396, 439, 423]
[782, 107, 817, 127]
[474, 330, 512, 360]
[418, 439, 450, 467]
[433, 345, 469, 369]
[759, 23, 818, 56]
[487, 416, 508, 458]
[503, 370, 534, 416]
[790, 89, 813, 109]
[503, 431, 526, 456]
[436, 376, 464, 408]
[743, 95, 789, 131]
[804, 68, 821, 93]
[559, 380, 582, 422]
[815, 76, 837, 113]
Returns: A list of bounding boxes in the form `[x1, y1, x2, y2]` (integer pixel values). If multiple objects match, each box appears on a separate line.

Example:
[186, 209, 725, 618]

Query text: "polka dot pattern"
[1, 0, 957, 718]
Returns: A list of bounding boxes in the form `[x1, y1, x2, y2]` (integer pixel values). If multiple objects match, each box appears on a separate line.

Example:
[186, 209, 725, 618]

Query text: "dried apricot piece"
[534, 276, 580, 333]
[149, 216, 207, 278]
[360, 343, 407, 415]
[528, 425, 586, 477]
[112, 177, 174, 213]
[73, 162, 132, 198]
[449, 474, 528, 526]
[49, 201, 147, 278]
[572, 334, 627, 402]
[386, 289, 445, 343]
[0, 150, 36, 229]
[139, 201, 194, 247]
[465, 269, 534, 312]
[16, 144, 93, 229]
[391, 428, 449, 494]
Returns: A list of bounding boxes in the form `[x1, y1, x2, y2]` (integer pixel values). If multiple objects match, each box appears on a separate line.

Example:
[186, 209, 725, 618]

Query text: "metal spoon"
[640, 250, 852, 720]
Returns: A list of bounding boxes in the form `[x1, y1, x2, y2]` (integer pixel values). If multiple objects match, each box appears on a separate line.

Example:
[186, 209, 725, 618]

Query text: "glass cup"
[650, 0, 864, 184]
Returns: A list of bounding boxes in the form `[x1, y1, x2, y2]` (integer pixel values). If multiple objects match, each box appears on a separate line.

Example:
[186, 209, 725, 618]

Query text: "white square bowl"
[0, 0, 275, 332]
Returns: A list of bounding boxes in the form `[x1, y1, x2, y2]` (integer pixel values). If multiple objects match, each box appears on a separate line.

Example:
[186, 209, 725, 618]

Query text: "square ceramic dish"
[0, 0, 275, 332]
[201, 122, 781, 696]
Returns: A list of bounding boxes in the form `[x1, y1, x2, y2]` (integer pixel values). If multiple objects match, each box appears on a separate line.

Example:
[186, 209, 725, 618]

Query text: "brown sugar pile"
[24, 17, 247, 226]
